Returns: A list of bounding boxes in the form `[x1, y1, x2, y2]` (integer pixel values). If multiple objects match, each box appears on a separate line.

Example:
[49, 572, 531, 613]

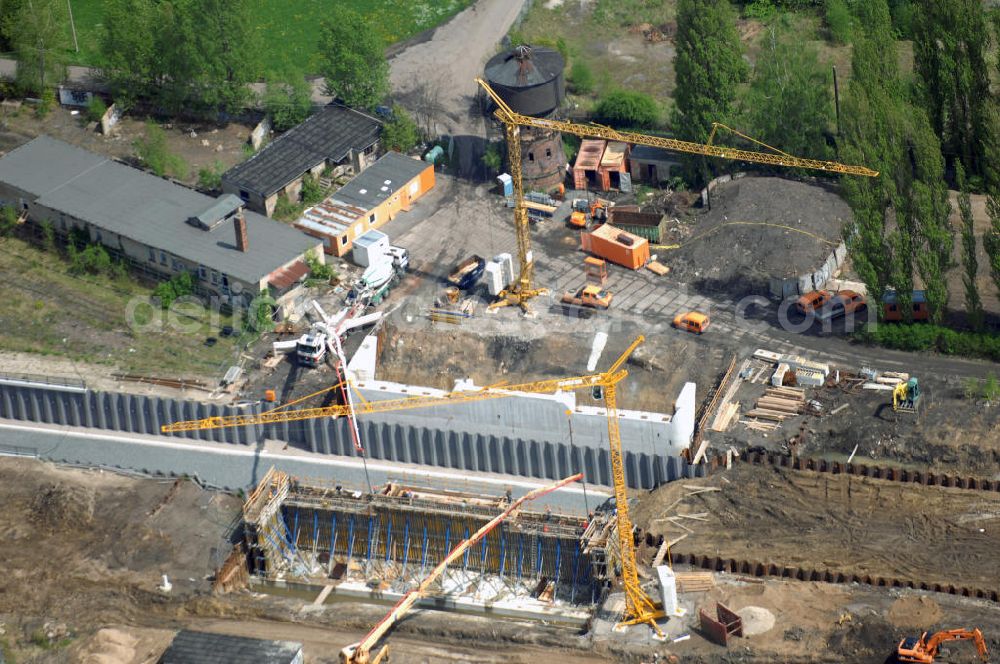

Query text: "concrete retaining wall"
[0, 381, 703, 490]
[768, 241, 847, 300]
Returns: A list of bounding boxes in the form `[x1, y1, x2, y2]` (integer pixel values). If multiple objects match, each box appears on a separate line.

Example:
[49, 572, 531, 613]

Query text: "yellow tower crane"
[162, 336, 664, 635]
[475, 77, 879, 313]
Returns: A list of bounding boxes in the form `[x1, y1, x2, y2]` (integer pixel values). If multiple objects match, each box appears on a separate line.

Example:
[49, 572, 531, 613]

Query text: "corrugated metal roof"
[160, 630, 302, 664]
[0, 136, 320, 285]
[222, 103, 382, 197]
[333, 152, 430, 211]
[268, 259, 309, 290]
[574, 139, 606, 171]
[600, 141, 628, 170]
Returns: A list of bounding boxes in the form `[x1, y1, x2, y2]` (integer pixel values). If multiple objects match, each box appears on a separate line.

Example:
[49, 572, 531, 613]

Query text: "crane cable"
[652, 221, 840, 251]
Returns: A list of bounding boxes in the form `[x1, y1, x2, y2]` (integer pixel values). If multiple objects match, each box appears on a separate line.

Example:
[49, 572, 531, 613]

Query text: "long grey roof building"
[0, 136, 322, 291]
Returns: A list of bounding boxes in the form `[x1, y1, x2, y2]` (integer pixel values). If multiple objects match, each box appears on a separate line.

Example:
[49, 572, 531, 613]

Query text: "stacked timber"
[675, 571, 715, 592]
[745, 387, 806, 424]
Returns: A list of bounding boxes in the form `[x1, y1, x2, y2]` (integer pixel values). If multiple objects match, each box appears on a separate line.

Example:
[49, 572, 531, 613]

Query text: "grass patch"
[63, 0, 474, 71]
[0, 235, 240, 379]
[855, 322, 1000, 362]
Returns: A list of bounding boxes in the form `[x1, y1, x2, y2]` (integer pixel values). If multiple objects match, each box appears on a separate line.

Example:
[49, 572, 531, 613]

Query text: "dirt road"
[388, 0, 528, 178]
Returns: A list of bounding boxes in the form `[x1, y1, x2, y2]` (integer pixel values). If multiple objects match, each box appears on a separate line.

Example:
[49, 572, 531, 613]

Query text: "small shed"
[609, 208, 669, 243]
[598, 141, 630, 191]
[628, 145, 682, 184]
[572, 139, 607, 190]
[352, 229, 390, 267]
[159, 630, 303, 664]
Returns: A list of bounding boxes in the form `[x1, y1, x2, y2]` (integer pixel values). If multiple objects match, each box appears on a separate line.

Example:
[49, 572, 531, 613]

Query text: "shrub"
[568, 61, 594, 94]
[856, 323, 1000, 362]
[305, 252, 335, 284]
[381, 106, 421, 153]
[300, 174, 325, 206]
[0, 205, 17, 236]
[134, 122, 188, 179]
[593, 90, 660, 128]
[197, 161, 224, 192]
[263, 69, 313, 132]
[153, 271, 195, 309]
[825, 0, 853, 44]
[984, 375, 1000, 403]
[481, 142, 502, 172]
[86, 96, 108, 122]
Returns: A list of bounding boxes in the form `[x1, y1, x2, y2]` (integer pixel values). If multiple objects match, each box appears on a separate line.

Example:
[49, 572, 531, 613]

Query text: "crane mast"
[475, 77, 878, 313]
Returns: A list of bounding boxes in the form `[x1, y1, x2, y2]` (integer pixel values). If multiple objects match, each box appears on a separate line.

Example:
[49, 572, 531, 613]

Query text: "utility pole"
[67, 0, 79, 53]
[832, 66, 841, 137]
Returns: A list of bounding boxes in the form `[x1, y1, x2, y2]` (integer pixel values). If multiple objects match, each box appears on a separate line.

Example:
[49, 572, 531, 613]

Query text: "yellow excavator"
[892, 377, 920, 413]
[896, 627, 989, 663]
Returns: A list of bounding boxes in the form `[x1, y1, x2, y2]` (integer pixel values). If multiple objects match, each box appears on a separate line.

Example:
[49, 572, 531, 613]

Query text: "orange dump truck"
[580, 224, 650, 270]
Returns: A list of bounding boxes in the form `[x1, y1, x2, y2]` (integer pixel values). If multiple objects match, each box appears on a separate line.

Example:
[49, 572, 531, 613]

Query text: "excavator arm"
[897, 627, 989, 663]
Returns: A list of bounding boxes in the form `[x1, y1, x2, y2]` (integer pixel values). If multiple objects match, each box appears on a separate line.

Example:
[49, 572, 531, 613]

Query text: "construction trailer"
[241, 469, 614, 612]
[580, 224, 650, 270]
[293, 152, 434, 257]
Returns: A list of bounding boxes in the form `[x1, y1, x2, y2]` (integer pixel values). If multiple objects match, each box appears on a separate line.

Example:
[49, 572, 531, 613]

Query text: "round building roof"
[485, 45, 565, 89]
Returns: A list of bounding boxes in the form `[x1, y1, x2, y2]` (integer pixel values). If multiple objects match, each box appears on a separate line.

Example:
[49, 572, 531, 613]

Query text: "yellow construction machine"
[475, 78, 877, 313]
[164, 336, 665, 636]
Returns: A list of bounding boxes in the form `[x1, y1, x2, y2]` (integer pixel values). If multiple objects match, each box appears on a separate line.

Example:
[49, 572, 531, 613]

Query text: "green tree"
[99, 0, 160, 110]
[381, 106, 421, 152]
[840, 0, 953, 322]
[913, 0, 992, 179]
[568, 60, 594, 94]
[481, 142, 502, 173]
[5, 0, 68, 96]
[263, 68, 314, 131]
[101, 0, 258, 116]
[984, 102, 1000, 297]
[191, 0, 259, 115]
[956, 162, 984, 330]
[671, 0, 747, 185]
[134, 122, 187, 179]
[318, 7, 389, 109]
[740, 27, 833, 166]
[825, 0, 853, 43]
[594, 90, 659, 128]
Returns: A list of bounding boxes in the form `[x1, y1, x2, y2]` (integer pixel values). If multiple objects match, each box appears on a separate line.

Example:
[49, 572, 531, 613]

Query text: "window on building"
[340, 236, 347, 245]
[545, 148, 552, 158]
[159, 251, 167, 265]
[21, 201, 28, 211]
[364, 145, 375, 155]
[198, 265, 207, 281]
[221, 275, 230, 292]
[239, 190, 250, 201]
[369, 213, 375, 224]
[172, 258, 183, 272]
[527, 152, 535, 162]
[95, 231, 102, 243]
[148, 247, 156, 262]
[211, 270, 219, 284]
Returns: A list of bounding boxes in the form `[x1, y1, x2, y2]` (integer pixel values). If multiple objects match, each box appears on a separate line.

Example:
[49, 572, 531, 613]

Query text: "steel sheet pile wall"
[275, 502, 600, 605]
[0, 381, 703, 489]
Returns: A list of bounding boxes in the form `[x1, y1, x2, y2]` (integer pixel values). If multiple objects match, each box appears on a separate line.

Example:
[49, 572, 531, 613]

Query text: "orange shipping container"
[580, 224, 650, 270]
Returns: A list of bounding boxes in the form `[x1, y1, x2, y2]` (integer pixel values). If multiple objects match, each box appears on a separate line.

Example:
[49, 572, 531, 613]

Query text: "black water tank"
[484, 45, 566, 117]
